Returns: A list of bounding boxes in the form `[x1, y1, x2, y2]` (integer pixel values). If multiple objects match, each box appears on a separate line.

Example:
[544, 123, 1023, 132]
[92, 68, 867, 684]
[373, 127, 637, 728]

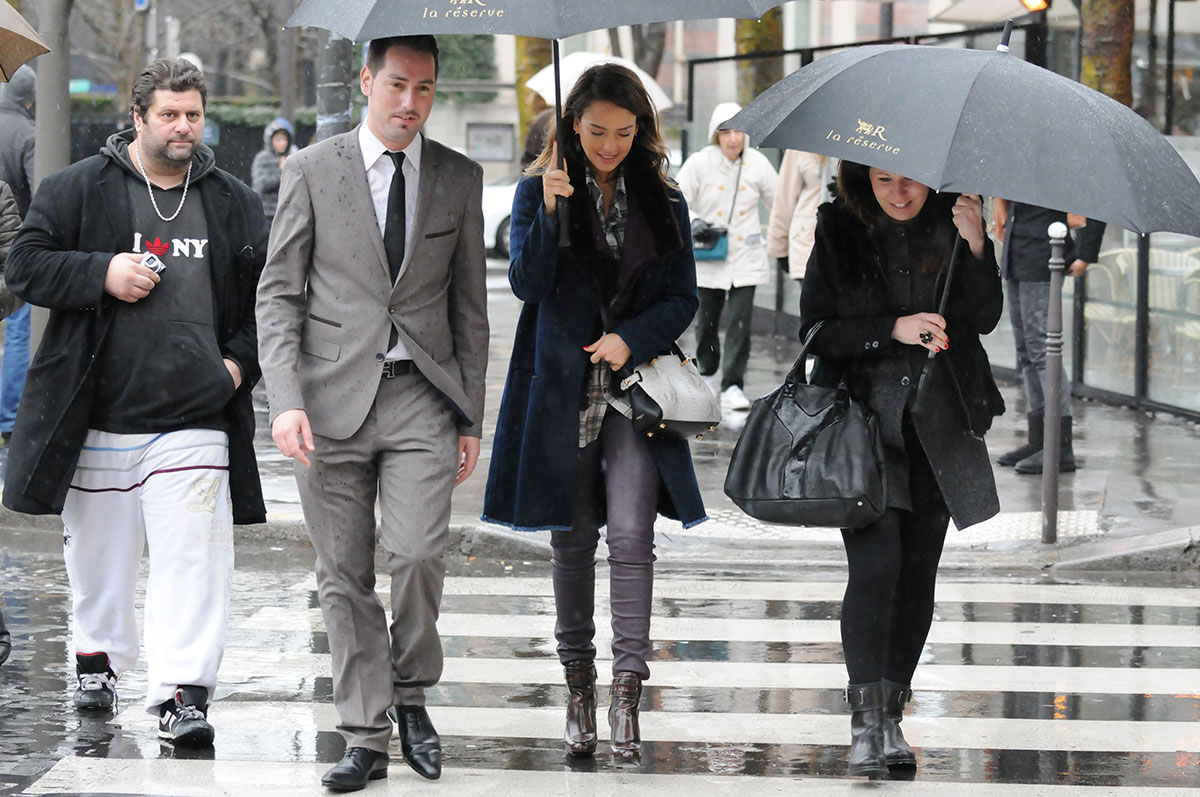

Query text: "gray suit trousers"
[297, 372, 457, 752]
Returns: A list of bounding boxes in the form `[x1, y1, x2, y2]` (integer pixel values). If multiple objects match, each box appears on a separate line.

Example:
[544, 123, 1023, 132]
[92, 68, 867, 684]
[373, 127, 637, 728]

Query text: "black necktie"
[384, 151, 406, 284]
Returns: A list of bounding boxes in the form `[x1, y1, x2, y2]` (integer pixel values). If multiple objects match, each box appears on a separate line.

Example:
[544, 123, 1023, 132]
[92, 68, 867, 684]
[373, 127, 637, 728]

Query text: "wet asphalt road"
[2, 522, 1199, 793]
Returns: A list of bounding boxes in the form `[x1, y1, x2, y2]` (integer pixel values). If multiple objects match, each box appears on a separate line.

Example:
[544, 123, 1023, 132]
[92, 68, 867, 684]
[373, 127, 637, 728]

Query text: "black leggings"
[839, 419, 951, 685]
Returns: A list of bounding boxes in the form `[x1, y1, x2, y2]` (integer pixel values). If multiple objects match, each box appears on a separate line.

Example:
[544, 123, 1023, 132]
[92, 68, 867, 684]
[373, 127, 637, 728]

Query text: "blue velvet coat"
[482, 153, 705, 531]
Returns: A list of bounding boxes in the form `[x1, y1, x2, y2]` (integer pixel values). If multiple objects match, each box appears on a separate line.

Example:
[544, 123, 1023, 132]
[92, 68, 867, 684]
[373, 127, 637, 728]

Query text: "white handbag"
[608, 343, 722, 439]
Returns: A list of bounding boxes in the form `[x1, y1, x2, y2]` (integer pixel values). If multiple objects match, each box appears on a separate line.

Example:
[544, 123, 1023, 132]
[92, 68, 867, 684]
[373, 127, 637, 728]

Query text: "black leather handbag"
[723, 321, 887, 529]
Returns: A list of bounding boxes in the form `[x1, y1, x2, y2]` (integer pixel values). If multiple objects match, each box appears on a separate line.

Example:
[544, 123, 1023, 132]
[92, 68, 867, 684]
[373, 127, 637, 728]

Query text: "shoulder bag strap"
[786, 320, 826, 385]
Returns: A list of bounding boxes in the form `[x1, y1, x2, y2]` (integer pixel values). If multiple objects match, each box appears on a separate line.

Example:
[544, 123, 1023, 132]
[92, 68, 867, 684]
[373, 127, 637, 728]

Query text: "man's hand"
[104, 252, 160, 303]
[1067, 258, 1090, 277]
[223, 358, 243, 390]
[272, 408, 315, 467]
[455, 436, 480, 487]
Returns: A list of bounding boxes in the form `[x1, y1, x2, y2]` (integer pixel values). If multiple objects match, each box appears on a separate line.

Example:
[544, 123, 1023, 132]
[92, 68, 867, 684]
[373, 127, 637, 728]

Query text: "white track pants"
[62, 429, 234, 712]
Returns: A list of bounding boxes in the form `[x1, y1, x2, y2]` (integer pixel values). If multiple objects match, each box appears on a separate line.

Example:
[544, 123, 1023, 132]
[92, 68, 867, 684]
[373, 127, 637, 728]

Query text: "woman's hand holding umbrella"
[542, 142, 574, 215]
[951, 193, 985, 258]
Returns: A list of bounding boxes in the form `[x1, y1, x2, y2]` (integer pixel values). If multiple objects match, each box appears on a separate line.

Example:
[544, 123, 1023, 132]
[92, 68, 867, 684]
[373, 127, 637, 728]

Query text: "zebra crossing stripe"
[238, 605, 1200, 648]
[32, 756, 1188, 796]
[212, 649, 1200, 697]
[290, 575, 1200, 609]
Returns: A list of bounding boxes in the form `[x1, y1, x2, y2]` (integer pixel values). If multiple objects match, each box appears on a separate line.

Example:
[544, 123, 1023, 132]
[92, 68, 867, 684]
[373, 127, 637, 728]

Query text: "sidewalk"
[4, 258, 1198, 572]
[248, 258, 1200, 572]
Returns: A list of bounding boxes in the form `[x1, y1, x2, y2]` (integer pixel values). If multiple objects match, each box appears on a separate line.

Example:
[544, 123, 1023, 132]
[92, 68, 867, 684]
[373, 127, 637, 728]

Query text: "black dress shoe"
[0, 609, 10, 666]
[395, 705, 442, 780]
[321, 747, 388, 792]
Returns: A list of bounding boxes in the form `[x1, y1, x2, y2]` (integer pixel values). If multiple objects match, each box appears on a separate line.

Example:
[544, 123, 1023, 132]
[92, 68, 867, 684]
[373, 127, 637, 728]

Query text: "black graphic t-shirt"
[90, 171, 230, 433]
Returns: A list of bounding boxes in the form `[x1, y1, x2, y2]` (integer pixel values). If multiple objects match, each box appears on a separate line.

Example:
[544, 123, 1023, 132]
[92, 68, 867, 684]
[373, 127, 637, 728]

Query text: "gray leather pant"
[1008, 279, 1072, 417]
[551, 411, 659, 679]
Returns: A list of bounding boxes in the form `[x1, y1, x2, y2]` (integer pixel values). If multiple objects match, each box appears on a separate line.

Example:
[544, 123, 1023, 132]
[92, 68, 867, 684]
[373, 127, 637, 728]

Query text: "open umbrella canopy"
[0, 3, 47, 81]
[725, 43, 1200, 237]
[287, 0, 780, 41]
[526, 51, 672, 110]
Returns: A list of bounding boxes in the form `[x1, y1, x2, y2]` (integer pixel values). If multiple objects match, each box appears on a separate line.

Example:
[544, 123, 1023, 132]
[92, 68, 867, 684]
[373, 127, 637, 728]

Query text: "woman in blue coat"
[482, 64, 704, 763]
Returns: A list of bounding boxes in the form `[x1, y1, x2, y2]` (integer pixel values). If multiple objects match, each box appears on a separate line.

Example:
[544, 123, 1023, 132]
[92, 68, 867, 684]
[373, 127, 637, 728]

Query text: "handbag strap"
[787, 320, 826, 385]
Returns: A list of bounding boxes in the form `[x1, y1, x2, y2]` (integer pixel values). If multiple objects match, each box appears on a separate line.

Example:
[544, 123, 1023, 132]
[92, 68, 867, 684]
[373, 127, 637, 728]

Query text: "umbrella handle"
[553, 39, 571, 249]
[911, 236, 963, 415]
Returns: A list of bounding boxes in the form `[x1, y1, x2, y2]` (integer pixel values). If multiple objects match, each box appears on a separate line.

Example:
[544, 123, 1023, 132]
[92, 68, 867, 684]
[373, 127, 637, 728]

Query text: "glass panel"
[1147, 239, 1200, 410]
[1081, 228, 1136, 394]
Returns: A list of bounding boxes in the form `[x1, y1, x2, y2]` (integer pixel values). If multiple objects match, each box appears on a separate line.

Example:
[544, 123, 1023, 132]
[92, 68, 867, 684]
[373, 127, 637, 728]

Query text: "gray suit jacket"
[256, 129, 489, 438]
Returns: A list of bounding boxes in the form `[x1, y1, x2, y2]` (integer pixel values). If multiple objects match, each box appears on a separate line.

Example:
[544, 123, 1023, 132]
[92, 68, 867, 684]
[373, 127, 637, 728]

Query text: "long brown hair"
[836, 160, 960, 276]
[526, 63, 673, 188]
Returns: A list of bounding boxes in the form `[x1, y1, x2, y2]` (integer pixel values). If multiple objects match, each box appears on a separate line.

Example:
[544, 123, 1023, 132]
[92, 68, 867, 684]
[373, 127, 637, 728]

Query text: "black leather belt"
[381, 360, 417, 379]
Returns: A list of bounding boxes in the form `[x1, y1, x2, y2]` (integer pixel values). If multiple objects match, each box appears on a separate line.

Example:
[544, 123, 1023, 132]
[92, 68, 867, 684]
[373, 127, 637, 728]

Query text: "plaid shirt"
[579, 171, 629, 447]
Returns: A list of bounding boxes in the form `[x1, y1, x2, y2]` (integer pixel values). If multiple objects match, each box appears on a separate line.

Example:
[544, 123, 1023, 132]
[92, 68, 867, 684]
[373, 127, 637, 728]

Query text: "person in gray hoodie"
[0, 65, 35, 448]
[251, 116, 296, 223]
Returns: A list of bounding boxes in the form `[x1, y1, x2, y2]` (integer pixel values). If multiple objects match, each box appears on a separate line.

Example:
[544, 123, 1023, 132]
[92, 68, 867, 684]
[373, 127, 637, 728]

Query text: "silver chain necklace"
[133, 139, 191, 223]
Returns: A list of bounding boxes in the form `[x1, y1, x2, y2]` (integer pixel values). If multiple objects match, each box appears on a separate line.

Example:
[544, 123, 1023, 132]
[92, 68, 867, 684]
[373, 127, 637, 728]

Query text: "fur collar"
[562, 148, 684, 318]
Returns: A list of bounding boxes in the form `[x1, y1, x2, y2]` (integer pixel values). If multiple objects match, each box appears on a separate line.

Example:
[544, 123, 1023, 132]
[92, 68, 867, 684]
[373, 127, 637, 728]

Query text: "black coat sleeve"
[218, 183, 270, 390]
[944, 237, 1003, 336]
[1073, 219, 1107, 263]
[7, 169, 112, 312]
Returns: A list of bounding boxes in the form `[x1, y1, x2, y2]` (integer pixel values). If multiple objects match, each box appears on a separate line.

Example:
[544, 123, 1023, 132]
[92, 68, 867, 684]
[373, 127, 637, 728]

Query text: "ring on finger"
[919, 330, 934, 345]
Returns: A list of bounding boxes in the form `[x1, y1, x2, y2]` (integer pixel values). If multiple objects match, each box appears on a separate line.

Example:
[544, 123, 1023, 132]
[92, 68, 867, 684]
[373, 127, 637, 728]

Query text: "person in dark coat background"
[481, 64, 704, 764]
[799, 160, 1004, 777]
[0, 65, 36, 448]
[0, 179, 24, 667]
[993, 199, 1105, 474]
[250, 116, 296, 224]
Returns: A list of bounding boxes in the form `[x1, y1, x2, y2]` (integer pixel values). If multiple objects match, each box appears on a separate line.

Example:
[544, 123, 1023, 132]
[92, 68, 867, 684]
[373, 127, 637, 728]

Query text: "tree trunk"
[315, 31, 353, 142]
[515, 35, 551, 146]
[631, 23, 667, 77]
[735, 8, 783, 107]
[1080, 0, 1134, 107]
[607, 27, 622, 58]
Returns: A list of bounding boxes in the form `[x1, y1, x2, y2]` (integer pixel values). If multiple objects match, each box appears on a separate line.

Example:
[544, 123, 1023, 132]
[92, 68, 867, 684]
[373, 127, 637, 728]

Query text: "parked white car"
[482, 170, 521, 258]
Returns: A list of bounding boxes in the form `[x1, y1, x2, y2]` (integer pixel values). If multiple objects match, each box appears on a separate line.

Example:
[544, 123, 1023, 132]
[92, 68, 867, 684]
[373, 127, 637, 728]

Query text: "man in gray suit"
[256, 35, 488, 791]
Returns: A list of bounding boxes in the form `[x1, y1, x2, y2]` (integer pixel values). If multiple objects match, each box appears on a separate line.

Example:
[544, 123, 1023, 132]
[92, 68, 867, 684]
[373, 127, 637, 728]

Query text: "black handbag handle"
[785, 320, 827, 386]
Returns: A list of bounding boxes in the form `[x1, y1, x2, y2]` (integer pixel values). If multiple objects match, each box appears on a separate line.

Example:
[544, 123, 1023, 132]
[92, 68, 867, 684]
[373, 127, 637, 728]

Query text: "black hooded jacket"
[3, 130, 270, 523]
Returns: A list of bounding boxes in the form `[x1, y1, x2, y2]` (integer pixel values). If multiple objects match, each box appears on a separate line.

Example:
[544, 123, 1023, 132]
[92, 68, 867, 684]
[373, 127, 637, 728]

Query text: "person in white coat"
[767, 149, 830, 281]
[677, 102, 778, 409]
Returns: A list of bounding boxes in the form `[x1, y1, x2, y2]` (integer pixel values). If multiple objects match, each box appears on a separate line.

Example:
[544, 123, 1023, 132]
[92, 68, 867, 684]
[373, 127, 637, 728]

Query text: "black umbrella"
[287, 0, 781, 42]
[724, 31, 1200, 237]
[288, 0, 782, 240]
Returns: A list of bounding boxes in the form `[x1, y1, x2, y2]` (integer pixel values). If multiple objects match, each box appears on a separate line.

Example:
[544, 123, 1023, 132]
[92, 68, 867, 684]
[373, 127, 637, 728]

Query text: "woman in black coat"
[482, 65, 703, 763]
[799, 161, 1004, 777]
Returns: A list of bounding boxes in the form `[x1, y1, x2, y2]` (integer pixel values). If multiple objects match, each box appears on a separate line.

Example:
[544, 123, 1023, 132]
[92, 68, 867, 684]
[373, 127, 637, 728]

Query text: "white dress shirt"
[358, 123, 423, 360]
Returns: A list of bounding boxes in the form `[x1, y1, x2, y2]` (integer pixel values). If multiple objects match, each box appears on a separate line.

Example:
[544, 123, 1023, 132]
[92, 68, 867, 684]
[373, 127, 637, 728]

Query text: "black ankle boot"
[845, 682, 887, 778]
[608, 672, 643, 762]
[998, 409, 1044, 466]
[880, 679, 916, 767]
[1015, 416, 1076, 474]
[563, 660, 597, 757]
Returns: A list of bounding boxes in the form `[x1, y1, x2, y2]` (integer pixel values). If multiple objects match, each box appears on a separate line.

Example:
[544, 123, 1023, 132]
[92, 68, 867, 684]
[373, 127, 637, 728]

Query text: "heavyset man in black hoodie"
[3, 58, 269, 748]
